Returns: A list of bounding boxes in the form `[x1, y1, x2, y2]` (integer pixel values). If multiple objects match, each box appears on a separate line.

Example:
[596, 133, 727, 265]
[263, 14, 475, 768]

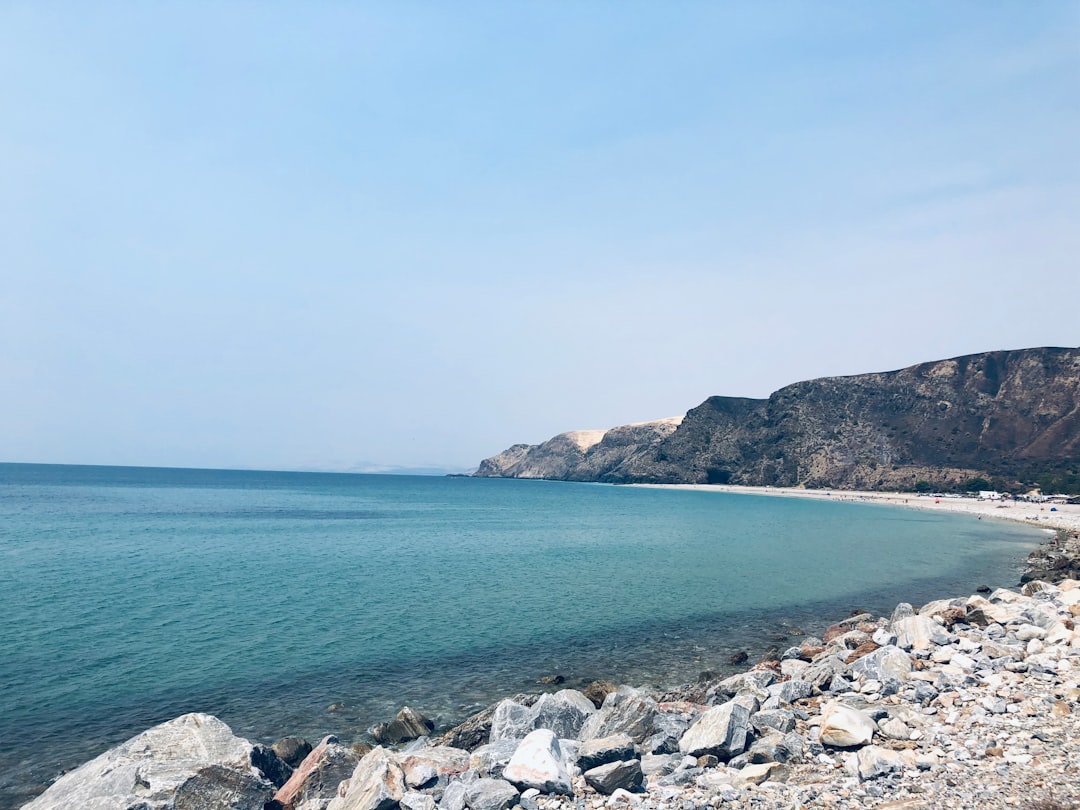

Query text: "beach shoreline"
[14, 486, 1080, 807]
[634, 482, 1080, 534]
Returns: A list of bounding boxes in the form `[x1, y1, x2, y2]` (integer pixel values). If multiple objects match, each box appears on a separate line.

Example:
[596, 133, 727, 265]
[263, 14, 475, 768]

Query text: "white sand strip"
[635, 483, 1080, 534]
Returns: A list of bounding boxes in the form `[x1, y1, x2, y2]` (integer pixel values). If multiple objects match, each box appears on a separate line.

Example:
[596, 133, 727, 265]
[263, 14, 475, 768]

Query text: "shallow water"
[0, 463, 1047, 807]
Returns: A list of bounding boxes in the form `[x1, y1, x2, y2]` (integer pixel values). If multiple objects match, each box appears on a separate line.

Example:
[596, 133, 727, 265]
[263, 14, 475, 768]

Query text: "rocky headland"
[24, 553, 1080, 810]
[476, 347, 1080, 492]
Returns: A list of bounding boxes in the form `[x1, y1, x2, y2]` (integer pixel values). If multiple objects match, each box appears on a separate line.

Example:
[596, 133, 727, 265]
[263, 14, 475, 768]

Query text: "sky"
[2, 2, 1078, 473]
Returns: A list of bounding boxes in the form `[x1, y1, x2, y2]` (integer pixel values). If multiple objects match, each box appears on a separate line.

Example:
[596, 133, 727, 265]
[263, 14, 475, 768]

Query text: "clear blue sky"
[2, 3, 1078, 472]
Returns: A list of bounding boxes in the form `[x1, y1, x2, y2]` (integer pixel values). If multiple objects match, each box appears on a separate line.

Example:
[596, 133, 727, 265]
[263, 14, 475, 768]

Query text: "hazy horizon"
[3, 4, 1078, 472]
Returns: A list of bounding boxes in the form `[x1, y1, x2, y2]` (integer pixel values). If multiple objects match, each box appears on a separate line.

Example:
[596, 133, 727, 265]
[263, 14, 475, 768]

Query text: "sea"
[0, 462, 1050, 808]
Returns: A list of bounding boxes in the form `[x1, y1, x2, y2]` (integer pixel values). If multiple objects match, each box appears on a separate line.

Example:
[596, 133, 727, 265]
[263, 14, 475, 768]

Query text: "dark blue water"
[0, 463, 1047, 807]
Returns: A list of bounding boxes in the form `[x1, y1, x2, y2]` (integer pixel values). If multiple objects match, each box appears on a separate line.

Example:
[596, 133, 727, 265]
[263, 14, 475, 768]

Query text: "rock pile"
[24, 581, 1080, 809]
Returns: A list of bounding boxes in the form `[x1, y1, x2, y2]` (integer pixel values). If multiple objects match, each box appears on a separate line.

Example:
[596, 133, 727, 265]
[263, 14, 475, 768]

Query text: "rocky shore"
[23, 555, 1080, 810]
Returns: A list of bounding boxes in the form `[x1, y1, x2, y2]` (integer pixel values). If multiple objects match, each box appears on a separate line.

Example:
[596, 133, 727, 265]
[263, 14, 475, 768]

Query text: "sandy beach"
[638, 483, 1080, 535]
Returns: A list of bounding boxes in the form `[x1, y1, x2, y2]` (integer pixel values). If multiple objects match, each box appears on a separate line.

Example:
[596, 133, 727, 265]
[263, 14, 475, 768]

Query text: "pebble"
[476, 578, 1080, 810]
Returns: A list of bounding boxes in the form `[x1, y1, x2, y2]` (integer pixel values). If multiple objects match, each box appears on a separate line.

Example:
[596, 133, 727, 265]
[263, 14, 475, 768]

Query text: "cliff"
[475, 347, 1080, 490]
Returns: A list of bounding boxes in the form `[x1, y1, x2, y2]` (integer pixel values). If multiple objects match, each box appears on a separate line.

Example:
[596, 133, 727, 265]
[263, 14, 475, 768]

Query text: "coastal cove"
[0, 464, 1053, 808]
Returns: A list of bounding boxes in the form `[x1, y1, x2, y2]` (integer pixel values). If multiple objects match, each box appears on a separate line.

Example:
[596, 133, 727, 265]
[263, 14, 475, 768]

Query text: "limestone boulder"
[440, 780, 469, 810]
[856, 745, 909, 780]
[327, 747, 405, 810]
[576, 733, 637, 771]
[464, 778, 519, 810]
[750, 709, 796, 735]
[849, 645, 912, 695]
[965, 595, 1018, 626]
[892, 615, 952, 650]
[23, 713, 268, 810]
[171, 764, 275, 808]
[644, 711, 689, 755]
[489, 699, 536, 742]
[767, 679, 812, 705]
[578, 692, 657, 744]
[802, 654, 851, 693]
[735, 761, 788, 786]
[502, 729, 573, 795]
[470, 739, 520, 779]
[529, 690, 596, 739]
[399, 792, 437, 810]
[485, 691, 594, 744]
[711, 670, 775, 700]
[742, 731, 801, 765]
[677, 699, 752, 760]
[398, 746, 470, 788]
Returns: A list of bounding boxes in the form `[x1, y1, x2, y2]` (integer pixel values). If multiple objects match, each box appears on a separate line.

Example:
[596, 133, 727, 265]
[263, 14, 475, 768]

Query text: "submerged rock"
[369, 707, 434, 745]
[273, 737, 314, 769]
[582, 680, 618, 709]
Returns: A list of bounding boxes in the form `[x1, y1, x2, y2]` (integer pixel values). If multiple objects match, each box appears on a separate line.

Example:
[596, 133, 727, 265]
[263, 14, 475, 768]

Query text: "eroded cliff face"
[475, 418, 684, 481]
[474, 347, 1080, 490]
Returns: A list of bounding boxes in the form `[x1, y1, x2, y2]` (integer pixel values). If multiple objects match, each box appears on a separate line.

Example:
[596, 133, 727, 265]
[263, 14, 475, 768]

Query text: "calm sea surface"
[0, 463, 1048, 807]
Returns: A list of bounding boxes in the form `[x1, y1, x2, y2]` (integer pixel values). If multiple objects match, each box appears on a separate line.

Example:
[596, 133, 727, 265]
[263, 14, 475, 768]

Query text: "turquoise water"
[0, 463, 1047, 807]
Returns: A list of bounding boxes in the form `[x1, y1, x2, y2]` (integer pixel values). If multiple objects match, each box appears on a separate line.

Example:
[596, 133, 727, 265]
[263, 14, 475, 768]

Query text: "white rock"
[503, 729, 573, 795]
[1059, 589, 1080, 606]
[22, 713, 262, 810]
[856, 745, 907, 780]
[930, 647, 954, 663]
[1046, 623, 1074, 645]
[965, 596, 1016, 624]
[819, 703, 876, 748]
[400, 793, 437, 810]
[878, 717, 910, 740]
[780, 659, 809, 678]
[949, 653, 976, 671]
[735, 762, 788, 785]
[1015, 624, 1047, 641]
[872, 628, 897, 647]
[956, 637, 981, 653]
[329, 747, 406, 810]
[678, 699, 752, 758]
[893, 615, 949, 650]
